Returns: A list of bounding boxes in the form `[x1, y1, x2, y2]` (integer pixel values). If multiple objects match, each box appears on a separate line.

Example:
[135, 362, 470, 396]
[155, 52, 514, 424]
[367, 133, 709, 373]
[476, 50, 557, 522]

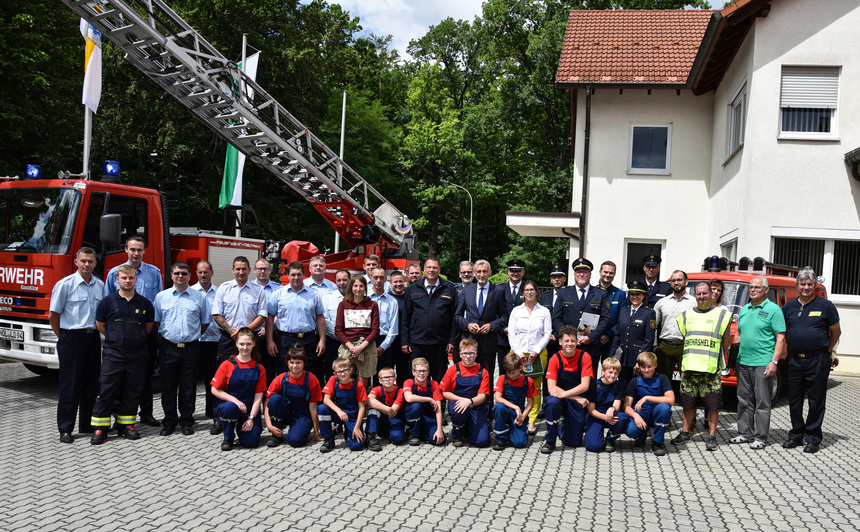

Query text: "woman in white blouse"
[507, 279, 552, 435]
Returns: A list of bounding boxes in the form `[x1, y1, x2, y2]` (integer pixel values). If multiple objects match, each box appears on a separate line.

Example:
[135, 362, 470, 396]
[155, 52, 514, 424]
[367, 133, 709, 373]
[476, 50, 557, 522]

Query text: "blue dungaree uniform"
[492, 376, 530, 448]
[404, 381, 444, 444]
[367, 386, 406, 444]
[448, 364, 490, 447]
[584, 379, 631, 451]
[625, 374, 672, 444]
[545, 352, 587, 447]
[317, 380, 364, 451]
[91, 292, 152, 429]
[215, 360, 263, 448]
[266, 372, 314, 447]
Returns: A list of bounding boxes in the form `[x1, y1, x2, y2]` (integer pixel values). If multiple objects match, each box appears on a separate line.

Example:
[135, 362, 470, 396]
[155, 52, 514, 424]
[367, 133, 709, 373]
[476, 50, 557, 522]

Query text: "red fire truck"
[1, 0, 417, 374]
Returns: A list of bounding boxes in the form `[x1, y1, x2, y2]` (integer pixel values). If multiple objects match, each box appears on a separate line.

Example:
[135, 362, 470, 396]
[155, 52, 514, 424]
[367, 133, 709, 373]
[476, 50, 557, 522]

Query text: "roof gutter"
[688, 11, 723, 93]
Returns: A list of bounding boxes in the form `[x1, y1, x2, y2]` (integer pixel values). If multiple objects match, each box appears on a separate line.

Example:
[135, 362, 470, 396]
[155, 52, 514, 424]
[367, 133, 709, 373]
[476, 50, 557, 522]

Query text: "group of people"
[50, 240, 840, 455]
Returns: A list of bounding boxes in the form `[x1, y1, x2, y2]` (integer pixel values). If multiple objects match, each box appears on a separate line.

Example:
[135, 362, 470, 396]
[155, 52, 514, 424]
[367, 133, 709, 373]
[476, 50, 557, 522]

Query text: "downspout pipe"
[579, 84, 592, 259]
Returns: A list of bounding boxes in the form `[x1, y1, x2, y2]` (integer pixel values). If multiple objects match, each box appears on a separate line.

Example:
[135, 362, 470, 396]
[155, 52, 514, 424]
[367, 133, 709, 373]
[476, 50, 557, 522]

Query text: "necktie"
[553, 291, 558, 308]
[630, 307, 635, 317]
[511, 284, 517, 298]
[478, 286, 484, 315]
[580, 288, 586, 301]
[428, 284, 436, 297]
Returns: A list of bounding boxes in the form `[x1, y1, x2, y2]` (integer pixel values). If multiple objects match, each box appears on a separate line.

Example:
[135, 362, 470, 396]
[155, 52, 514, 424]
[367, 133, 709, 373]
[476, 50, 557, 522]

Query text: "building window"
[628, 124, 671, 175]
[728, 87, 746, 155]
[772, 236, 859, 296]
[624, 241, 663, 284]
[779, 66, 839, 139]
[721, 239, 737, 262]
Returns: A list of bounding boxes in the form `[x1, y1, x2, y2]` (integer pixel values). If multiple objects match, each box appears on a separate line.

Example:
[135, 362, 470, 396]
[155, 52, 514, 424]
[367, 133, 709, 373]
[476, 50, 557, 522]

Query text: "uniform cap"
[627, 280, 647, 293]
[572, 258, 593, 271]
[643, 254, 662, 267]
[549, 263, 567, 276]
[506, 259, 526, 271]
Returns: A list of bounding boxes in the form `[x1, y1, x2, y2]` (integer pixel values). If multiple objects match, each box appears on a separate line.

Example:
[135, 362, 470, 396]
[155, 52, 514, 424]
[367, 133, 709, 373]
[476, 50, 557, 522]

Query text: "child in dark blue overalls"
[365, 367, 406, 451]
[540, 325, 594, 454]
[623, 351, 675, 456]
[440, 339, 491, 448]
[264, 344, 323, 448]
[492, 352, 537, 450]
[402, 357, 445, 446]
[211, 328, 267, 451]
[585, 357, 631, 452]
[318, 358, 367, 452]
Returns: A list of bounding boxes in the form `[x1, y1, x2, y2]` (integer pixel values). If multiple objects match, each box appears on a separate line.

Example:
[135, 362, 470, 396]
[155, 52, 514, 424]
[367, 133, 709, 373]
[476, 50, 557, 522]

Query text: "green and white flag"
[219, 52, 260, 209]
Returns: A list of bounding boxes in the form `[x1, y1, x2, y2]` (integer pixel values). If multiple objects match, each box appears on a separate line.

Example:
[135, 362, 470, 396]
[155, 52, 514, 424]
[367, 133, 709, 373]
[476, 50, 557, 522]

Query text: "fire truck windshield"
[0, 188, 80, 254]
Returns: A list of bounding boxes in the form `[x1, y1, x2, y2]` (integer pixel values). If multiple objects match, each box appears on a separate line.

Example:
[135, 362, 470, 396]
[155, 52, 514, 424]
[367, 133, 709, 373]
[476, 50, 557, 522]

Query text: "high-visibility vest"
[677, 307, 731, 374]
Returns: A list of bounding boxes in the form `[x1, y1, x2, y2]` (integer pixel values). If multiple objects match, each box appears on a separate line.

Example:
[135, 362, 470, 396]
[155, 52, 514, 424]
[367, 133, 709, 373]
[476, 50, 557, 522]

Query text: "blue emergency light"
[102, 160, 120, 176]
[25, 165, 41, 179]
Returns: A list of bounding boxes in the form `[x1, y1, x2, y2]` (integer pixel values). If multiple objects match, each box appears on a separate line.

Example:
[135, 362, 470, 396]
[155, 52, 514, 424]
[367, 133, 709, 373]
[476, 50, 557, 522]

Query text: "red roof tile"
[556, 9, 715, 86]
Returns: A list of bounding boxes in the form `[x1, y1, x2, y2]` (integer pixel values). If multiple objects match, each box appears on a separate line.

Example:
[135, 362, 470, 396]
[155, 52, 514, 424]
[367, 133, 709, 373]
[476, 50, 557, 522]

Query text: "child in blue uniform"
[318, 358, 367, 452]
[264, 344, 323, 448]
[492, 352, 537, 450]
[623, 351, 675, 456]
[584, 357, 630, 452]
[540, 325, 594, 454]
[402, 357, 445, 446]
[440, 339, 491, 448]
[365, 367, 406, 451]
[211, 327, 267, 451]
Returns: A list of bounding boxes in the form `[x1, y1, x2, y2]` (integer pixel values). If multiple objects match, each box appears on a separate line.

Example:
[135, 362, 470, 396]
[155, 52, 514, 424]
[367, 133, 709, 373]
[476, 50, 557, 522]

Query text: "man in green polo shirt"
[731, 276, 786, 449]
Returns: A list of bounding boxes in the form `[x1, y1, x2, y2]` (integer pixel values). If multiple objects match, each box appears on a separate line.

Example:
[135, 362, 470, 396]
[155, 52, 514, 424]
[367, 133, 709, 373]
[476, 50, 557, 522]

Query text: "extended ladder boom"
[63, 0, 413, 248]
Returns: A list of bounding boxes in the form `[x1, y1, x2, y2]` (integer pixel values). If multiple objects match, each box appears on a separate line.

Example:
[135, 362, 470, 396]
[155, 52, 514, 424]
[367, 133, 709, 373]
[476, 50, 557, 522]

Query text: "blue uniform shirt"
[268, 284, 324, 333]
[50, 272, 104, 330]
[104, 261, 163, 302]
[213, 279, 268, 330]
[154, 286, 211, 343]
[304, 277, 337, 294]
[322, 290, 345, 339]
[191, 281, 220, 342]
[369, 289, 399, 351]
[255, 279, 281, 304]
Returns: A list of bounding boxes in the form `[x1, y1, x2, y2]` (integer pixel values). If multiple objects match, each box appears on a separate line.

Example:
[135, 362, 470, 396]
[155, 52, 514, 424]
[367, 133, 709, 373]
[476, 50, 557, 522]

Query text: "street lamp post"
[440, 179, 473, 263]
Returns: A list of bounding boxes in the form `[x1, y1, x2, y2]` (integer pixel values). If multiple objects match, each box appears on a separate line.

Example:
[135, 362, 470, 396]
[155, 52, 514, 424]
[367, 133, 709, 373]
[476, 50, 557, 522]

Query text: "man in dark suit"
[498, 259, 526, 371]
[455, 260, 508, 379]
[552, 258, 611, 363]
[643, 254, 672, 309]
[609, 280, 656, 388]
[401, 257, 458, 383]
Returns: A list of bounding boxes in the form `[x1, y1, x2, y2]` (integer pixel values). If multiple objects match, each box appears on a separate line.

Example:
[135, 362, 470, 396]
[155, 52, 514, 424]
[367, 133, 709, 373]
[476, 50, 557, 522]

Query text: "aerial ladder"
[61, 0, 414, 258]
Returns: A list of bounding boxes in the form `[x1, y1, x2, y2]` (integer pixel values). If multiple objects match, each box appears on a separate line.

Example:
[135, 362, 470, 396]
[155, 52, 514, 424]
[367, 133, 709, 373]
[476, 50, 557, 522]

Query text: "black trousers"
[92, 348, 148, 427]
[160, 340, 200, 429]
[137, 329, 159, 417]
[279, 332, 322, 381]
[56, 329, 101, 433]
[787, 354, 830, 445]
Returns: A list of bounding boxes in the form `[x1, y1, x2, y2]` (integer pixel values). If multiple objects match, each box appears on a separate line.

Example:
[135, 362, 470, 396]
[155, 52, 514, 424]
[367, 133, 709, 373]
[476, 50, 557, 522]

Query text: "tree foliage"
[2, 0, 709, 284]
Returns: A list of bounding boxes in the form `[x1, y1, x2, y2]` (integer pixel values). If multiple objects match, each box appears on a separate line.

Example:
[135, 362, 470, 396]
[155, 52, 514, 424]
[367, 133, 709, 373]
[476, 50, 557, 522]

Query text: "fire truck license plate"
[0, 328, 24, 342]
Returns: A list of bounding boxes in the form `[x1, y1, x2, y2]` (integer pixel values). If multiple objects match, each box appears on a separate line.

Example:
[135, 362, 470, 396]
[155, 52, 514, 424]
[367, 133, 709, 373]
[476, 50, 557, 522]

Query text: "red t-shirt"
[266, 371, 323, 402]
[402, 379, 443, 401]
[211, 358, 267, 394]
[322, 376, 368, 402]
[545, 350, 594, 382]
[440, 362, 491, 396]
[494, 374, 537, 398]
[369, 385, 405, 407]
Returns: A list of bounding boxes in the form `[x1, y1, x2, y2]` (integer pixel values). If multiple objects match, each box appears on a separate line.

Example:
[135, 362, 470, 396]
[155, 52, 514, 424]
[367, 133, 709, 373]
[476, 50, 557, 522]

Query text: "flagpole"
[83, 107, 92, 179]
[335, 90, 346, 254]
[236, 33, 248, 238]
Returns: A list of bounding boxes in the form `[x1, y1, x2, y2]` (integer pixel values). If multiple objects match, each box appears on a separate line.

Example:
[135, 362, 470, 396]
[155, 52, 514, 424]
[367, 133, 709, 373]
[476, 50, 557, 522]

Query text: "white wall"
[571, 88, 714, 284]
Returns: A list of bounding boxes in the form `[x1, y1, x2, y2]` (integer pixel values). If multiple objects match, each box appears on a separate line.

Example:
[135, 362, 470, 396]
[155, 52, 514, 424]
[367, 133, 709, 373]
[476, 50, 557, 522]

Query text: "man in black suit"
[552, 258, 611, 363]
[643, 254, 672, 308]
[498, 259, 526, 371]
[455, 260, 508, 379]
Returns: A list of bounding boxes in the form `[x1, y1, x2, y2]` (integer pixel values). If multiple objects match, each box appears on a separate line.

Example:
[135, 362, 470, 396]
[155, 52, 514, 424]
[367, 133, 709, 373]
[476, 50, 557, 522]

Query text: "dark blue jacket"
[402, 279, 458, 346]
[609, 305, 656, 367]
[551, 284, 610, 360]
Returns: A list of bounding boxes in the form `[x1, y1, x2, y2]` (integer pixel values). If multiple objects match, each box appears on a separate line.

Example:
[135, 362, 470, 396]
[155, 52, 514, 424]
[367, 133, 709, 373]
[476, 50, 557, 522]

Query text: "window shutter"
[780, 66, 840, 109]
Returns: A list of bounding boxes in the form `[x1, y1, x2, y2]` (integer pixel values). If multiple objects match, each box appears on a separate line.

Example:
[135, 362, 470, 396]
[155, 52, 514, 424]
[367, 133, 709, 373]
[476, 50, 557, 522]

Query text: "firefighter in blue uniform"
[551, 258, 611, 364]
[609, 281, 656, 387]
[643, 254, 672, 309]
[91, 265, 154, 444]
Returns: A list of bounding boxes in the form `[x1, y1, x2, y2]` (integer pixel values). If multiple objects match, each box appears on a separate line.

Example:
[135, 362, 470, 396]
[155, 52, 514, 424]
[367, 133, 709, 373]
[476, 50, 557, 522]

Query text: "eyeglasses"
[522, 288, 537, 293]
[379, 376, 395, 380]
[670, 278, 686, 283]
[460, 352, 477, 357]
[172, 272, 188, 276]
[460, 270, 474, 275]
[413, 370, 429, 374]
[749, 285, 765, 291]
[335, 369, 350, 375]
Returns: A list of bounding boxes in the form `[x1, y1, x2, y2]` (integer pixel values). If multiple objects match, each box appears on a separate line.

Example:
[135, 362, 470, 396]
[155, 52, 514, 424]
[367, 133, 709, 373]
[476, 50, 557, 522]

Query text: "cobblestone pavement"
[3, 361, 859, 532]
